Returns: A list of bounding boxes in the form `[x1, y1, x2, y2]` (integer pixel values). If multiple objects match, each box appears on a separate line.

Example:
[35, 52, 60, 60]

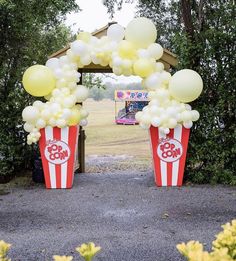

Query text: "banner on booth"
[115, 90, 149, 101]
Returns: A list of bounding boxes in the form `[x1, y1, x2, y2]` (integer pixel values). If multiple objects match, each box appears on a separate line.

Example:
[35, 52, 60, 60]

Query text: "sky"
[66, 0, 137, 34]
[65, 0, 141, 84]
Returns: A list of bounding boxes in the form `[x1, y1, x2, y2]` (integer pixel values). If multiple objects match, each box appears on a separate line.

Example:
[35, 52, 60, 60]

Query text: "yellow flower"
[0, 240, 11, 261]
[76, 242, 101, 261]
[53, 255, 73, 261]
[212, 219, 236, 259]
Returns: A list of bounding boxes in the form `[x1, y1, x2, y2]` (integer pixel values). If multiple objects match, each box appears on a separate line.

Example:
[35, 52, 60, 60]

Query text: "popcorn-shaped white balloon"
[107, 24, 125, 42]
[22, 106, 40, 123]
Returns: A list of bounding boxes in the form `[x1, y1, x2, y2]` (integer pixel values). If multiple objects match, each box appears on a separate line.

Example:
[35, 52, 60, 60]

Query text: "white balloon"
[73, 85, 89, 102]
[149, 99, 159, 106]
[151, 117, 161, 127]
[33, 100, 44, 110]
[181, 111, 192, 122]
[80, 108, 89, 119]
[23, 122, 34, 132]
[63, 96, 76, 108]
[54, 68, 63, 79]
[149, 105, 159, 115]
[56, 119, 67, 128]
[22, 106, 40, 123]
[145, 72, 162, 90]
[166, 107, 177, 118]
[185, 104, 192, 111]
[62, 108, 72, 119]
[45, 58, 60, 70]
[59, 55, 70, 66]
[112, 66, 122, 76]
[80, 55, 92, 66]
[164, 128, 170, 134]
[80, 119, 88, 127]
[168, 118, 178, 129]
[161, 71, 172, 84]
[107, 24, 125, 42]
[155, 62, 165, 72]
[113, 56, 123, 67]
[41, 109, 51, 120]
[183, 121, 193, 129]
[50, 103, 61, 115]
[35, 119, 46, 129]
[191, 110, 200, 121]
[141, 114, 151, 125]
[122, 59, 132, 69]
[52, 89, 61, 97]
[137, 49, 150, 59]
[48, 118, 57, 127]
[139, 122, 150, 130]
[148, 43, 163, 60]
[70, 40, 88, 56]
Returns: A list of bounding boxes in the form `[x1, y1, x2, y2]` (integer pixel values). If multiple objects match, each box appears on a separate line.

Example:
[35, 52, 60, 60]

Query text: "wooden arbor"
[50, 23, 178, 173]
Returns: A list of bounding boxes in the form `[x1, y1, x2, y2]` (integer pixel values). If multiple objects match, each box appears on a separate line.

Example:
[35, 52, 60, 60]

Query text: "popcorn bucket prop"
[149, 125, 190, 187]
[39, 126, 79, 189]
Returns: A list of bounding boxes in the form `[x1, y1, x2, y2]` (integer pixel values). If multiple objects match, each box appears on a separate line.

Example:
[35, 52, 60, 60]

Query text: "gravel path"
[0, 171, 236, 261]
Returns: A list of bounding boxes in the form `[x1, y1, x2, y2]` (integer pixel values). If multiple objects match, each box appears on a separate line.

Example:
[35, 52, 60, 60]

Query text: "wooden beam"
[75, 70, 86, 174]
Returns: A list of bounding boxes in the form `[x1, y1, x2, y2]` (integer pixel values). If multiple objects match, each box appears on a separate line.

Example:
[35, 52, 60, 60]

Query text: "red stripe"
[167, 129, 174, 186]
[66, 126, 78, 188]
[177, 127, 190, 186]
[39, 128, 51, 189]
[53, 127, 61, 189]
[150, 126, 162, 186]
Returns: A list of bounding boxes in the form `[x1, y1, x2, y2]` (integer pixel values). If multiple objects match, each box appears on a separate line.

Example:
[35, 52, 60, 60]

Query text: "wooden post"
[76, 70, 85, 173]
[78, 127, 85, 173]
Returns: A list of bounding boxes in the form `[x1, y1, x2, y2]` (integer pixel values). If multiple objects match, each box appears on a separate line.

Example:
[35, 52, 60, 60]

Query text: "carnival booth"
[115, 90, 149, 125]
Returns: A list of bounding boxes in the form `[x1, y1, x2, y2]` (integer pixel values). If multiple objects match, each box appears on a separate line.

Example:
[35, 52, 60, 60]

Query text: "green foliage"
[104, 0, 236, 184]
[0, 0, 78, 177]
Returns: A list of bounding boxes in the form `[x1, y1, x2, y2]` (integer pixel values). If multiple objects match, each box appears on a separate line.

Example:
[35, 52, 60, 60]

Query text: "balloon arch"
[22, 17, 203, 145]
[22, 17, 203, 188]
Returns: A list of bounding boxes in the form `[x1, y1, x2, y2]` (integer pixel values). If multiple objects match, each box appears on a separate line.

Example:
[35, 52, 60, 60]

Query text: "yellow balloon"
[77, 32, 92, 43]
[22, 65, 56, 97]
[125, 17, 157, 48]
[68, 107, 81, 126]
[169, 69, 203, 103]
[118, 40, 136, 59]
[133, 58, 154, 78]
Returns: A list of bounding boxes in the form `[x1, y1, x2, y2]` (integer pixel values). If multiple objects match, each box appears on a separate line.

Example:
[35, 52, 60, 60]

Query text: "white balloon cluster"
[135, 88, 200, 134]
[22, 17, 203, 145]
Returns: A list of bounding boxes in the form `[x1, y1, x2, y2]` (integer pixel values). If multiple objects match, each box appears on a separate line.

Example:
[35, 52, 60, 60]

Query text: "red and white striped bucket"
[149, 125, 190, 187]
[39, 126, 79, 189]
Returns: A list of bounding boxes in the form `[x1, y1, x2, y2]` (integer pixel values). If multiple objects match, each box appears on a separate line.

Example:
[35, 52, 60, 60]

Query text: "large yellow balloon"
[22, 65, 56, 97]
[125, 17, 157, 48]
[68, 107, 81, 126]
[169, 69, 203, 103]
[118, 40, 136, 59]
[133, 59, 154, 78]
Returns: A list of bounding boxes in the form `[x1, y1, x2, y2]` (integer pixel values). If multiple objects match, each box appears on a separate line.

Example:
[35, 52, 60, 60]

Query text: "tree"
[103, 0, 236, 184]
[0, 0, 79, 178]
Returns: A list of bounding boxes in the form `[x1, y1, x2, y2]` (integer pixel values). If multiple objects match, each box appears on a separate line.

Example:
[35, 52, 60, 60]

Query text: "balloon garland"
[22, 17, 203, 145]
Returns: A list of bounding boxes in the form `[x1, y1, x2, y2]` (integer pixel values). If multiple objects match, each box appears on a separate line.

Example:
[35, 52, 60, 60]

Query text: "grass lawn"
[83, 99, 152, 171]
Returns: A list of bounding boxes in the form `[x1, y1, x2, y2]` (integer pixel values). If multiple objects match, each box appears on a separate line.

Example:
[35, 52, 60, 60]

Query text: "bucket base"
[149, 125, 190, 187]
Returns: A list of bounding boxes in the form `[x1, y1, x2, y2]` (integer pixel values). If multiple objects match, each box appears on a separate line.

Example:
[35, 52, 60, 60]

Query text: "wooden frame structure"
[50, 23, 178, 173]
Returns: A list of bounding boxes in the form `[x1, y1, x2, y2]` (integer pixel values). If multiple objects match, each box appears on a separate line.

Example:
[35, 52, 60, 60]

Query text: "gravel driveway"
[0, 171, 236, 261]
